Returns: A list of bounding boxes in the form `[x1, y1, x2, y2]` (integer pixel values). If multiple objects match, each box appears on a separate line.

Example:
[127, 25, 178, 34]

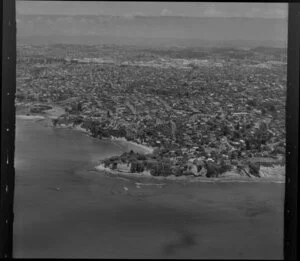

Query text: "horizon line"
[16, 13, 287, 19]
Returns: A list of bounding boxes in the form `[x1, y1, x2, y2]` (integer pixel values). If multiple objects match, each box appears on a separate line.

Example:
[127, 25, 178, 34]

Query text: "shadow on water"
[162, 229, 197, 256]
[238, 199, 275, 218]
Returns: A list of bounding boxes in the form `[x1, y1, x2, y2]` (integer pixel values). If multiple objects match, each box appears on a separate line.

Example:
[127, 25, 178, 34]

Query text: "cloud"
[123, 14, 135, 19]
[16, 2, 287, 18]
[132, 12, 146, 17]
[35, 16, 44, 21]
[45, 19, 53, 25]
[243, 5, 287, 18]
[56, 16, 74, 23]
[265, 7, 287, 18]
[161, 8, 172, 16]
[79, 18, 88, 24]
[203, 5, 223, 17]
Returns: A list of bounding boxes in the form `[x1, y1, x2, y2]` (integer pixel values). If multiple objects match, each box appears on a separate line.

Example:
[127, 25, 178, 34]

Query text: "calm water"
[14, 119, 285, 259]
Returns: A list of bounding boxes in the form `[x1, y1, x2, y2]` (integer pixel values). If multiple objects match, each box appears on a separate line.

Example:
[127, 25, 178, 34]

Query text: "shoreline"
[16, 110, 286, 184]
[16, 112, 155, 155]
[16, 115, 46, 120]
[50, 123, 155, 154]
[109, 136, 154, 154]
[94, 163, 285, 184]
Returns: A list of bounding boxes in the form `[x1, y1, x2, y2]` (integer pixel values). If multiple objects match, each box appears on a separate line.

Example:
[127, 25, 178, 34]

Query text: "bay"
[13, 118, 284, 259]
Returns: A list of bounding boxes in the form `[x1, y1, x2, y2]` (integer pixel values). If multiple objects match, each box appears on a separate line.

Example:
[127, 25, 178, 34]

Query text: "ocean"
[13, 118, 284, 259]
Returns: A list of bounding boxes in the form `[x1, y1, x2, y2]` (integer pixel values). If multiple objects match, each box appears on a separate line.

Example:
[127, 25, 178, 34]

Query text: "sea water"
[14, 118, 284, 259]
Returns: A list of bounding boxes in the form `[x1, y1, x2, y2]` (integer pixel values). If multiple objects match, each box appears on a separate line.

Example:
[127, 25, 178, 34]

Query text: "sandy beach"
[109, 136, 155, 154]
[16, 115, 46, 120]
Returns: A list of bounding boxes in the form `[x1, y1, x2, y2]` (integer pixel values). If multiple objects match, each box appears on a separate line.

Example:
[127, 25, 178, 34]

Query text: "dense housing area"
[16, 44, 286, 178]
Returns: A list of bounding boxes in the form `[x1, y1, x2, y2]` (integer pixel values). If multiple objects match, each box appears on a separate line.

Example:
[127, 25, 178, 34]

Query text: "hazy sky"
[16, 1, 288, 18]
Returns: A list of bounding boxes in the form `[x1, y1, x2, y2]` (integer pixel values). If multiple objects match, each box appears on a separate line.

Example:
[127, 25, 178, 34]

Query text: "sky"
[16, 1, 288, 19]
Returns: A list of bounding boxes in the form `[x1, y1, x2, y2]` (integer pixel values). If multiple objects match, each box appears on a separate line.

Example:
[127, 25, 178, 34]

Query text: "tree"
[248, 162, 260, 177]
[111, 162, 118, 170]
[136, 161, 145, 172]
[107, 110, 111, 118]
[137, 154, 146, 161]
[77, 102, 82, 112]
[150, 164, 160, 176]
[130, 162, 137, 173]
[52, 118, 58, 126]
[205, 161, 219, 178]
[175, 168, 184, 176]
[219, 160, 232, 174]
[73, 116, 83, 126]
[246, 99, 257, 107]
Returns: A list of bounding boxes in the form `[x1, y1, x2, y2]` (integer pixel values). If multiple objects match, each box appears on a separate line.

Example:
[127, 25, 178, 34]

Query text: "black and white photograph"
[10, 1, 289, 259]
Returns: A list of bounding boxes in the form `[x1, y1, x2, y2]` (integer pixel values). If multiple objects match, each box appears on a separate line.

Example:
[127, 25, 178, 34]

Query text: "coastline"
[16, 115, 46, 120]
[16, 107, 286, 184]
[109, 136, 154, 154]
[16, 109, 155, 155]
[50, 123, 154, 154]
[94, 163, 285, 183]
[15, 116, 285, 259]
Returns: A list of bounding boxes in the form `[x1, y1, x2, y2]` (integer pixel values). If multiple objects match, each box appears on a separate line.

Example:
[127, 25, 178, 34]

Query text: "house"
[116, 163, 131, 173]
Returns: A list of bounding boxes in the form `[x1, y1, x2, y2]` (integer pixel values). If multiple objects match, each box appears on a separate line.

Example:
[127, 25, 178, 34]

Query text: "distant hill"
[16, 14, 287, 48]
[251, 46, 287, 54]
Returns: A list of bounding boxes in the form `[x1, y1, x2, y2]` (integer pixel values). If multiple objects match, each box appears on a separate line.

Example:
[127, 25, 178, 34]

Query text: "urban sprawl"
[16, 44, 286, 178]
